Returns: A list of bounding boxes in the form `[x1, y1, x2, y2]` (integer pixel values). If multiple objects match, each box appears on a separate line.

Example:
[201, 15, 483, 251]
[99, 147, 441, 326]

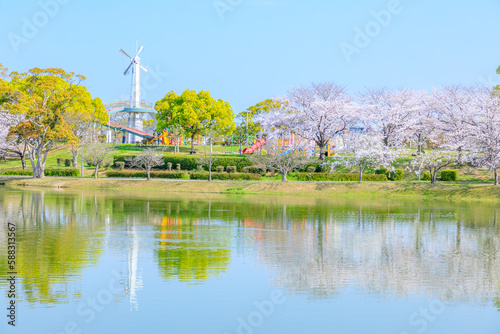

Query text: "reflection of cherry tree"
[253, 205, 500, 304]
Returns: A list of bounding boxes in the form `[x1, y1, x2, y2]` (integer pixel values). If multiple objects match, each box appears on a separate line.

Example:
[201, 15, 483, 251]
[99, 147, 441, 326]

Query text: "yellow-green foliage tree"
[0, 67, 107, 178]
[155, 89, 234, 153]
[239, 99, 281, 136]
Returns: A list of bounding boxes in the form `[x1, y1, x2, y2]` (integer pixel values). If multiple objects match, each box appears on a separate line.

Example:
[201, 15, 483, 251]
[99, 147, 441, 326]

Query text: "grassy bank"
[1, 176, 500, 202]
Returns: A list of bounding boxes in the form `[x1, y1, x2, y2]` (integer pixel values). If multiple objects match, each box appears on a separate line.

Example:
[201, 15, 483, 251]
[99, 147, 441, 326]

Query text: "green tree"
[0, 67, 107, 178]
[155, 89, 234, 154]
[238, 99, 280, 137]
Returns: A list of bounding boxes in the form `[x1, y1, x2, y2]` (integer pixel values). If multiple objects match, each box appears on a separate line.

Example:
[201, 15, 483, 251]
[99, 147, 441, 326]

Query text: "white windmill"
[120, 46, 148, 143]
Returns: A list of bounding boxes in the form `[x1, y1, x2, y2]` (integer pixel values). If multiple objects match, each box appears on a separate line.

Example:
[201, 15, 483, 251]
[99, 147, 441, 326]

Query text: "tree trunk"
[72, 151, 78, 168]
[319, 145, 325, 160]
[147, 167, 151, 181]
[358, 166, 363, 183]
[282, 172, 287, 182]
[94, 164, 99, 178]
[495, 168, 498, 186]
[21, 155, 27, 170]
[190, 133, 196, 154]
[208, 167, 212, 182]
[431, 170, 436, 184]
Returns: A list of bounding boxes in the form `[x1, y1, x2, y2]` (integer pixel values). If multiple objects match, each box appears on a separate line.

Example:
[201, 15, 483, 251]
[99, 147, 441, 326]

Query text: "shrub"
[106, 170, 187, 179]
[422, 171, 431, 181]
[226, 166, 236, 173]
[57, 158, 64, 166]
[115, 162, 125, 170]
[295, 173, 388, 181]
[216, 165, 225, 173]
[375, 167, 388, 175]
[64, 159, 72, 167]
[387, 168, 404, 181]
[441, 170, 458, 181]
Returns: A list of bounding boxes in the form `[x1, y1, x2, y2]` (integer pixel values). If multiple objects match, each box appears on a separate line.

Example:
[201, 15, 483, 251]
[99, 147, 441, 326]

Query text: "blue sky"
[1, 0, 499, 115]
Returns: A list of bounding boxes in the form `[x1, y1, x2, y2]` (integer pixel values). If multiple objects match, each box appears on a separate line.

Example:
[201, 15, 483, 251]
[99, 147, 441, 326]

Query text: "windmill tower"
[120, 46, 148, 143]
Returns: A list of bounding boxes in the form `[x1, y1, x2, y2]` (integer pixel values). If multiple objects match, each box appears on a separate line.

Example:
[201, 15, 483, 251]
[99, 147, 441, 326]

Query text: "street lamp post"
[246, 110, 249, 146]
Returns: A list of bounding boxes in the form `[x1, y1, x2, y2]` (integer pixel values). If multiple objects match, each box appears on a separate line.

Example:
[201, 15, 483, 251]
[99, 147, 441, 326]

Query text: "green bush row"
[295, 173, 388, 181]
[107, 171, 188, 179]
[3, 168, 80, 177]
[421, 170, 458, 181]
[189, 172, 262, 180]
[113, 154, 253, 172]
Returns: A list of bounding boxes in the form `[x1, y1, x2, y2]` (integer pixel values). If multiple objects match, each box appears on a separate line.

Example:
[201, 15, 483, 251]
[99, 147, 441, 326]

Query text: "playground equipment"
[242, 138, 266, 154]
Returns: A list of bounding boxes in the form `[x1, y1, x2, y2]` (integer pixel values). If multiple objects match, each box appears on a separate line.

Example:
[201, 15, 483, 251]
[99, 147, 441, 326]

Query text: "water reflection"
[244, 204, 500, 306]
[0, 188, 499, 311]
[155, 216, 231, 283]
[0, 191, 103, 305]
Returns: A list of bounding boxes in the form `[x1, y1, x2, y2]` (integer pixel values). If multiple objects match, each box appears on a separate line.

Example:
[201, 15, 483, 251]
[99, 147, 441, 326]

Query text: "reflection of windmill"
[125, 223, 143, 311]
[119, 45, 149, 143]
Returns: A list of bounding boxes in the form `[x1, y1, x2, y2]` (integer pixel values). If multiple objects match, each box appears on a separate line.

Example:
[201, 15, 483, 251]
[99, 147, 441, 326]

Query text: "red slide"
[242, 138, 266, 154]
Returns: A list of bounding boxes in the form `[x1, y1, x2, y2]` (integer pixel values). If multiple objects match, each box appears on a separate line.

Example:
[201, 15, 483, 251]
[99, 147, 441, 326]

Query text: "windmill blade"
[136, 46, 144, 57]
[123, 62, 133, 75]
[120, 49, 132, 60]
[139, 64, 148, 72]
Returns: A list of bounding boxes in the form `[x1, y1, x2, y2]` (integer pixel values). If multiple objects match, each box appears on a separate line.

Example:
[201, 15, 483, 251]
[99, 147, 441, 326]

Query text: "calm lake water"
[0, 188, 499, 334]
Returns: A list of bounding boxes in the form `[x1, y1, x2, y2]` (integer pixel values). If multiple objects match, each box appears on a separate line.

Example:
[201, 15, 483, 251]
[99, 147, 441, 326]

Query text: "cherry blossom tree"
[359, 88, 421, 147]
[431, 85, 482, 163]
[327, 133, 399, 183]
[407, 150, 456, 184]
[0, 111, 28, 169]
[258, 82, 358, 160]
[250, 139, 310, 182]
[466, 88, 500, 185]
[402, 90, 440, 154]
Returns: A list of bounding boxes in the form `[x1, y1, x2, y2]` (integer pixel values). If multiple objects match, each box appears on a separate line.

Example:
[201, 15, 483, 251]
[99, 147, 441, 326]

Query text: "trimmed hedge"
[106, 170, 188, 179]
[3, 168, 80, 177]
[113, 154, 253, 172]
[441, 170, 458, 181]
[295, 173, 388, 181]
[422, 171, 431, 181]
[3, 170, 33, 176]
[45, 168, 80, 177]
[189, 172, 261, 180]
